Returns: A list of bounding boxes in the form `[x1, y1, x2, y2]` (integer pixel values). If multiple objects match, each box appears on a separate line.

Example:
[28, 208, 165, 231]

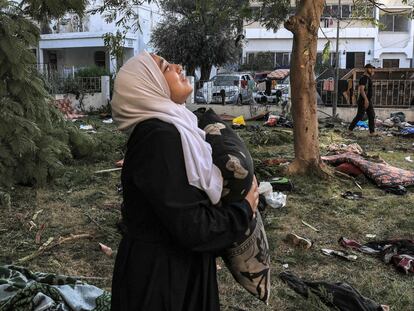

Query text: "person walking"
[348, 64, 377, 135]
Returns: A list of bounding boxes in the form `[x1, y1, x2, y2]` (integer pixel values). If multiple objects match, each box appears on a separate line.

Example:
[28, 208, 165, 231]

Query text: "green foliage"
[103, 31, 125, 71]
[150, 0, 250, 79]
[0, 1, 94, 190]
[20, 0, 87, 22]
[20, 0, 87, 33]
[251, 0, 291, 31]
[75, 66, 110, 78]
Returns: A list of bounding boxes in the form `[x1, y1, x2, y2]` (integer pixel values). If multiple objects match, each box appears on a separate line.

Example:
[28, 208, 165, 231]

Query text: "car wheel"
[236, 95, 242, 105]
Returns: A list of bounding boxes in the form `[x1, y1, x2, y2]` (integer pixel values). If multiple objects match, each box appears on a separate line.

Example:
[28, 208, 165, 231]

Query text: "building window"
[94, 51, 106, 67]
[379, 14, 409, 32]
[246, 53, 255, 64]
[275, 52, 290, 68]
[341, 5, 351, 18]
[346, 52, 366, 69]
[316, 52, 338, 67]
[383, 59, 400, 68]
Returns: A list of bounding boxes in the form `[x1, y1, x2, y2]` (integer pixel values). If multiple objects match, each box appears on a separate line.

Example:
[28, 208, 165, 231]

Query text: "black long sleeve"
[124, 119, 253, 252]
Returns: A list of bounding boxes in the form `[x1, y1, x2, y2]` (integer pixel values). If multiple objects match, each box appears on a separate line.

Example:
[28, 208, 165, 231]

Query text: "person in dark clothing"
[110, 51, 259, 311]
[348, 64, 377, 135]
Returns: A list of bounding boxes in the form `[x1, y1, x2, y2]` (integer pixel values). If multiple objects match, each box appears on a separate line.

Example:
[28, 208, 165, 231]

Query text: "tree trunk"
[200, 64, 212, 82]
[284, 0, 324, 175]
[186, 65, 196, 77]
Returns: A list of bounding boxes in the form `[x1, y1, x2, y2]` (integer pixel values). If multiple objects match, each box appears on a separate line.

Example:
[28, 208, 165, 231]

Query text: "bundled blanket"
[0, 266, 110, 311]
[322, 152, 414, 188]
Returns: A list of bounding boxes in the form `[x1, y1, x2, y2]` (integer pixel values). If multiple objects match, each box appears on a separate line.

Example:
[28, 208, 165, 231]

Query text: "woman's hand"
[245, 176, 259, 215]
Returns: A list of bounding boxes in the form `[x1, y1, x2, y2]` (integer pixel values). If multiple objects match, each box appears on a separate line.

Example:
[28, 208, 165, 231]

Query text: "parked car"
[199, 73, 255, 105]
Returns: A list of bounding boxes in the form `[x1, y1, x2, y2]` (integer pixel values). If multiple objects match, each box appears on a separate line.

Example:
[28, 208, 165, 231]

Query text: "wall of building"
[61, 47, 107, 68]
[187, 103, 414, 122]
[243, 1, 414, 69]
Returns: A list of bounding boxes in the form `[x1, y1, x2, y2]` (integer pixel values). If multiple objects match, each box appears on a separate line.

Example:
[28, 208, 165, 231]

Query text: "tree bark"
[284, 0, 325, 175]
[200, 64, 212, 82]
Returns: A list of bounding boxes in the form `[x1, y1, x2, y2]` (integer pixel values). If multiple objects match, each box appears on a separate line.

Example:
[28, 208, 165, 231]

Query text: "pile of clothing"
[0, 265, 111, 311]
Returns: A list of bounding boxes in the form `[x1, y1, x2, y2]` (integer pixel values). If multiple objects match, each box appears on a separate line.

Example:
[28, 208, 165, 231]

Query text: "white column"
[101, 76, 111, 105]
[185, 76, 195, 105]
[109, 54, 117, 74]
[38, 47, 44, 73]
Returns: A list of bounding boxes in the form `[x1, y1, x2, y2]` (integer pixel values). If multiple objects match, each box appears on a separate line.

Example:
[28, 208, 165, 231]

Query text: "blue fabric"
[356, 121, 369, 128]
[401, 127, 414, 135]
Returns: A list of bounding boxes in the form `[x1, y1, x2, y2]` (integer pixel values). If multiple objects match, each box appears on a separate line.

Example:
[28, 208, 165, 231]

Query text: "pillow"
[194, 108, 270, 304]
[196, 108, 254, 204]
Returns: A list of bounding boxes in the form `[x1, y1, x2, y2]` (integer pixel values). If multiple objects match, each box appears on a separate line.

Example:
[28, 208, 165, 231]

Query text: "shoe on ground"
[284, 233, 313, 249]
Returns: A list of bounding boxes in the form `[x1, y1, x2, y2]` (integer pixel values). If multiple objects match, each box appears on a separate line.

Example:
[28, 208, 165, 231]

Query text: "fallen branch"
[94, 168, 122, 174]
[301, 220, 319, 232]
[15, 233, 93, 264]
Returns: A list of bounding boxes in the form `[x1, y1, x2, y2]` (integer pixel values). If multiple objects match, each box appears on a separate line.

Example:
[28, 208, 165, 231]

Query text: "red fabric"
[54, 98, 85, 120]
[262, 158, 289, 166]
[335, 163, 363, 177]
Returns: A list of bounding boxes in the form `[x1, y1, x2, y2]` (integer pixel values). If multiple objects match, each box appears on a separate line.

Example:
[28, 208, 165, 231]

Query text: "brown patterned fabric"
[222, 212, 271, 304]
[322, 152, 414, 187]
[54, 98, 85, 120]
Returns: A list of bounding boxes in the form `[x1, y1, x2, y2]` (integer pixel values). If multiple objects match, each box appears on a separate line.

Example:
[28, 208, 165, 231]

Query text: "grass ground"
[0, 115, 413, 310]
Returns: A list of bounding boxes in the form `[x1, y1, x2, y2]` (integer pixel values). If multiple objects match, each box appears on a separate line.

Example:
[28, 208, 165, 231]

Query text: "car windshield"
[211, 75, 239, 86]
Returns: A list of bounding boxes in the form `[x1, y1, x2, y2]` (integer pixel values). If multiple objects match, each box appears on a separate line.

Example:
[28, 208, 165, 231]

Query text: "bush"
[75, 66, 111, 78]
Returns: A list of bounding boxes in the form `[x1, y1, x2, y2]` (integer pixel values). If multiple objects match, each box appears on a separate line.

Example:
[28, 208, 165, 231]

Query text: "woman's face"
[151, 54, 193, 104]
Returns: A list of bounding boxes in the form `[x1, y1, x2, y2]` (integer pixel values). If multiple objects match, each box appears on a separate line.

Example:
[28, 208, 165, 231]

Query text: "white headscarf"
[111, 50, 223, 204]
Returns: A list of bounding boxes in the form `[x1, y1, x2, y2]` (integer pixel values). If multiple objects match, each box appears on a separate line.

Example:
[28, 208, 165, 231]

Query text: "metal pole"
[333, 0, 341, 118]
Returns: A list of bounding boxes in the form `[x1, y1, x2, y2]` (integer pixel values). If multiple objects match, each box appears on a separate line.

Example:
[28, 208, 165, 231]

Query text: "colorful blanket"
[0, 266, 110, 311]
[322, 152, 414, 188]
[54, 98, 85, 120]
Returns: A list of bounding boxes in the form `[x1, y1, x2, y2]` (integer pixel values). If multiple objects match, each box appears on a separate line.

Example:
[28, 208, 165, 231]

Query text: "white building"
[243, 0, 414, 71]
[37, 1, 162, 75]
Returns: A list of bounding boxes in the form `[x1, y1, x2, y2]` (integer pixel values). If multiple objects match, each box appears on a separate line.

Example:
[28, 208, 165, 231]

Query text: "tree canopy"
[150, 0, 252, 80]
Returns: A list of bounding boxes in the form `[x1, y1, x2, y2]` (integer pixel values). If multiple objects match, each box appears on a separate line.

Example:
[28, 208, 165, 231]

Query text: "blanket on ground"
[322, 152, 414, 188]
[0, 266, 110, 311]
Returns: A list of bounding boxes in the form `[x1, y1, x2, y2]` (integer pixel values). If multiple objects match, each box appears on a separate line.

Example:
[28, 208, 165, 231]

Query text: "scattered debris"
[269, 177, 294, 192]
[258, 182, 273, 196]
[98, 243, 113, 257]
[232, 115, 246, 127]
[32, 209, 43, 221]
[262, 158, 290, 166]
[284, 233, 312, 249]
[321, 248, 358, 261]
[80, 124, 94, 130]
[282, 264, 289, 269]
[265, 192, 287, 209]
[102, 118, 113, 124]
[365, 234, 377, 239]
[339, 237, 414, 274]
[383, 185, 407, 195]
[94, 168, 122, 174]
[115, 159, 124, 167]
[405, 156, 413, 163]
[301, 220, 319, 232]
[35, 224, 46, 244]
[280, 271, 389, 311]
[16, 233, 93, 264]
[341, 191, 363, 200]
